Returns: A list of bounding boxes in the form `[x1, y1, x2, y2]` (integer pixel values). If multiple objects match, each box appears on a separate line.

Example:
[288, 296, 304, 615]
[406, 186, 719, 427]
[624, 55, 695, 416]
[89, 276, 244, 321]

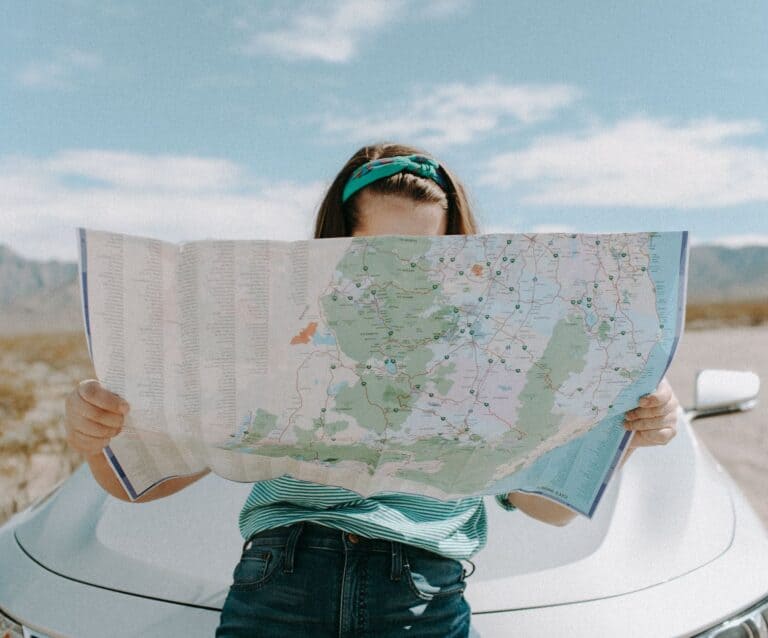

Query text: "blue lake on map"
[327, 381, 348, 396]
[312, 332, 336, 346]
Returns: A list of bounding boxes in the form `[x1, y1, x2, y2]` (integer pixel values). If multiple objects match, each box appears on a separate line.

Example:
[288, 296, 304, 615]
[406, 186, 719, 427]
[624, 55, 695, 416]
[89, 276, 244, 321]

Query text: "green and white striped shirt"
[239, 476, 517, 561]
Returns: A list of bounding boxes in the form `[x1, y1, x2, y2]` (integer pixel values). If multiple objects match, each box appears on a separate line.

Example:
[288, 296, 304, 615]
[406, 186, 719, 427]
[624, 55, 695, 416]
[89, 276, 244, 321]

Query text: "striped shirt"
[238, 475, 517, 561]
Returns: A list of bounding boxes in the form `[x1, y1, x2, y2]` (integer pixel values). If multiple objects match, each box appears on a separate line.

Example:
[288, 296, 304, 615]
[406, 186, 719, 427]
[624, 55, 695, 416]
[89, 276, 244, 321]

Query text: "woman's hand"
[621, 377, 679, 462]
[64, 379, 129, 457]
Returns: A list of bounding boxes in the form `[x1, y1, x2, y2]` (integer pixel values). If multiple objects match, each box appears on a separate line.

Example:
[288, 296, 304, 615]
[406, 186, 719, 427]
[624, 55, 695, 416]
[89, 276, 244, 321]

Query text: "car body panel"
[0, 525, 220, 638]
[12, 466, 250, 607]
[468, 413, 736, 611]
[469, 480, 768, 638]
[11, 413, 736, 613]
[0, 464, 768, 638]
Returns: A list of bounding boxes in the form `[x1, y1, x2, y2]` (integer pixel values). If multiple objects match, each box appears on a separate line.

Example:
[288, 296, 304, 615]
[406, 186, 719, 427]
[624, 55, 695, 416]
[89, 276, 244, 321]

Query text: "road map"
[78, 228, 688, 515]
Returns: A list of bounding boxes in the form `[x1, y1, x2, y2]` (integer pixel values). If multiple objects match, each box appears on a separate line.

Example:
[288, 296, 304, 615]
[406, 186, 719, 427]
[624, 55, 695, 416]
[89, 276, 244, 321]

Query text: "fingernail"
[120, 401, 130, 414]
[639, 396, 651, 407]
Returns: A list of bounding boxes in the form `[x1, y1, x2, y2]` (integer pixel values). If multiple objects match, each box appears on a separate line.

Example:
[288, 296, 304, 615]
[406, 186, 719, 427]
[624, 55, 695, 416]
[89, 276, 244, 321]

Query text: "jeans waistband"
[245, 521, 396, 552]
[244, 521, 407, 580]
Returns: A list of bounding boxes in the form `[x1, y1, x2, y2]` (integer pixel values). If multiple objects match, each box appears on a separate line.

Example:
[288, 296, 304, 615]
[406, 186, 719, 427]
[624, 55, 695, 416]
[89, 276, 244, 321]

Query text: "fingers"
[64, 412, 122, 455]
[624, 404, 669, 421]
[624, 410, 677, 432]
[67, 429, 115, 456]
[78, 379, 130, 415]
[71, 398, 124, 430]
[637, 378, 673, 408]
[627, 426, 676, 447]
[76, 414, 122, 439]
[623, 376, 678, 452]
[623, 384, 678, 450]
[624, 379, 679, 439]
[65, 380, 129, 456]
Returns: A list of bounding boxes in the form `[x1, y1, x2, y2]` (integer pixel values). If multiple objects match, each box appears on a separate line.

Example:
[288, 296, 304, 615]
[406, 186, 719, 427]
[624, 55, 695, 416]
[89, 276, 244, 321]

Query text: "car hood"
[14, 416, 734, 612]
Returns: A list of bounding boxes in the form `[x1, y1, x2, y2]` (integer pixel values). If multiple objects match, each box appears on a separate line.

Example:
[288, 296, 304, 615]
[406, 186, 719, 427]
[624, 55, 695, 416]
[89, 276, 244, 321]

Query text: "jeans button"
[347, 533, 360, 543]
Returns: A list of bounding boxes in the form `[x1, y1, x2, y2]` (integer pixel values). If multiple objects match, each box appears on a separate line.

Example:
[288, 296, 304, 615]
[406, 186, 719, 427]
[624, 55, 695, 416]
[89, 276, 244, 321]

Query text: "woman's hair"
[313, 142, 479, 239]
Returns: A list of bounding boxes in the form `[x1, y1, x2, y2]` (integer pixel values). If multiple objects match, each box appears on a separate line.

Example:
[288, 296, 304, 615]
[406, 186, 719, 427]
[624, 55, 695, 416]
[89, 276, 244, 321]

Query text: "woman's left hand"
[622, 377, 680, 449]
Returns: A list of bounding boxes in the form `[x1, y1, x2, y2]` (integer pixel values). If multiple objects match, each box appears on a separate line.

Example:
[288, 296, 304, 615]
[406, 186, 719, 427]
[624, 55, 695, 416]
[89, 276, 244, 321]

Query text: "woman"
[64, 142, 680, 637]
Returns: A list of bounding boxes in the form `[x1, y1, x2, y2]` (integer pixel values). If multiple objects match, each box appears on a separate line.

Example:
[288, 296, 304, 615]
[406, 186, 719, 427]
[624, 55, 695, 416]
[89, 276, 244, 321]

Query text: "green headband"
[342, 154, 448, 203]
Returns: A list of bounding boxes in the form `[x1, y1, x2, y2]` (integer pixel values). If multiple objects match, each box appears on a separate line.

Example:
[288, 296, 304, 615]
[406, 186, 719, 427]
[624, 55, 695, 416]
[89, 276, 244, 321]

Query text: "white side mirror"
[690, 369, 760, 419]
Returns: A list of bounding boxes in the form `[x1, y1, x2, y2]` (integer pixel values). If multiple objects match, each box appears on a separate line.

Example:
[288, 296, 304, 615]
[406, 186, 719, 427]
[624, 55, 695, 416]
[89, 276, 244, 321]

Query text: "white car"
[1, 370, 765, 638]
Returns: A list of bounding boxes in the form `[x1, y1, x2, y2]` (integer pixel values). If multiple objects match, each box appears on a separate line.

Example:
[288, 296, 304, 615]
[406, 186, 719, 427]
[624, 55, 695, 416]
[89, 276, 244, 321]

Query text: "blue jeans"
[216, 521, 472, 637]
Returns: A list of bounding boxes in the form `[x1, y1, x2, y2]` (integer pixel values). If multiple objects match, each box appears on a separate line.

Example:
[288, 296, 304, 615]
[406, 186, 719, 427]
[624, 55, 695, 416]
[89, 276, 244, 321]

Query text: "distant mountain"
[0, 245, 80, 335]
[0, 244, 77, 306]
[687, 245, 768, 303]
[0, 279, 82, 335]
[0, 242, 766, 335]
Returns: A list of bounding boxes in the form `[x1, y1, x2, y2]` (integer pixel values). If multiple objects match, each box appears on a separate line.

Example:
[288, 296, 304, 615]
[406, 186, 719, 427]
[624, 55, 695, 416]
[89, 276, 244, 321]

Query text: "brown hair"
[313, 142, 479, 239]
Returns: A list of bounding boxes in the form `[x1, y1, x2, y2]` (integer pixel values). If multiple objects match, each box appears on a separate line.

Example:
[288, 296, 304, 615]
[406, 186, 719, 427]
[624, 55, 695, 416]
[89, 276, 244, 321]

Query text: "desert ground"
[0, 333, 92, 524]
[0, 325, 766, 528]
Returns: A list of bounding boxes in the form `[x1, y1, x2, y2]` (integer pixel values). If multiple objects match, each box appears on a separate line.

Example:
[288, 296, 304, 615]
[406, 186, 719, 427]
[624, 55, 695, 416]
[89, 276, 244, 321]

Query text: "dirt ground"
[0, 333, 90, 525]
[0, 327, 766, 529]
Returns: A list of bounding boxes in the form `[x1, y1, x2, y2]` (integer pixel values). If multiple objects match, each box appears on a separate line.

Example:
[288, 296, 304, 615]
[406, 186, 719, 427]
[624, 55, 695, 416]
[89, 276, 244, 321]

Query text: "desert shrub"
[0, 377, 36, 420]
[0, 332, 92, 371]
[686, 300, 768, 329]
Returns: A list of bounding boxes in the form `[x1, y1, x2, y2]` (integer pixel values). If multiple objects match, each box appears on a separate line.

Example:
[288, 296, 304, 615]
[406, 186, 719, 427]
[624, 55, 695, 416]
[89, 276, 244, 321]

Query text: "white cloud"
[320, 79, 580, 148]
[0, 151, 327, 261]
[16, 48, 101, 89]
[239, 0, 405, 63]
[480, 115, 768, 207]
[44, 151, 245, 192]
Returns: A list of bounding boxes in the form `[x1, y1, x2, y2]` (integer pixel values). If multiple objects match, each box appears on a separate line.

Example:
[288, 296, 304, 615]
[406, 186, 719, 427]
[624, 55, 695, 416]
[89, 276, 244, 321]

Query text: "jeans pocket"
[230, 542, 282, 591]
[402, 547, 467, 601]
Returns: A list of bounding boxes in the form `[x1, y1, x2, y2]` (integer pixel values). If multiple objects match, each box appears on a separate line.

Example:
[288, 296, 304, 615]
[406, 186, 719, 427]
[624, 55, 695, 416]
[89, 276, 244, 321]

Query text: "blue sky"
[2, 0, 767, 260]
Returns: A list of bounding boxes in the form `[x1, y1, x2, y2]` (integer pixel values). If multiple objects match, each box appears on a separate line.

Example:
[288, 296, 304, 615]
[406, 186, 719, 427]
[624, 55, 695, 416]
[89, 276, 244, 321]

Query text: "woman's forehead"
[352, 191, 447, 236]
[355, 191, 445, 215]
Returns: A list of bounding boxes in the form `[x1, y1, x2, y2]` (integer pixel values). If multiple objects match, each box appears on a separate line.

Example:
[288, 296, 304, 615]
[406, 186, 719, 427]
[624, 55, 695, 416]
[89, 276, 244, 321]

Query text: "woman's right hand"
[64, 380, 130, 457]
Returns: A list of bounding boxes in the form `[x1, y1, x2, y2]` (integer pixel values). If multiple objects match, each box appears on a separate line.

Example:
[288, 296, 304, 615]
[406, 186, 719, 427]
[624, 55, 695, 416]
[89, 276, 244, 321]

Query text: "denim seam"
[358, 556, 368, 634]
[283, 522, 304, 573]
[230, 552, 282, 591]
[338, 551, 349, 638]
[390, 541, 403, 581]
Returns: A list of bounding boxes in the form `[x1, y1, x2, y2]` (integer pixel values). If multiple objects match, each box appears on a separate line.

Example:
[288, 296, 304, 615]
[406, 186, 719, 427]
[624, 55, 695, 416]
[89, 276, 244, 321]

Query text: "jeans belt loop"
[390, 540, 403, 581]
[283, 522, 305, 574]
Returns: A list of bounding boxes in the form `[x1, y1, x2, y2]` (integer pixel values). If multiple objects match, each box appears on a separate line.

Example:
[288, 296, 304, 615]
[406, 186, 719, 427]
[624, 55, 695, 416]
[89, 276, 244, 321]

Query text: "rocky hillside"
[0, 245, 81, 334]
[687, 245, 768, 302]
[0, 244, 77, 306]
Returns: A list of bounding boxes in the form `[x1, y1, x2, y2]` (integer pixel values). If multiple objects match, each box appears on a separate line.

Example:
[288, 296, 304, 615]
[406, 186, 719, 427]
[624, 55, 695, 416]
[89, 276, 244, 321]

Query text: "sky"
[1, 0, 767, 261]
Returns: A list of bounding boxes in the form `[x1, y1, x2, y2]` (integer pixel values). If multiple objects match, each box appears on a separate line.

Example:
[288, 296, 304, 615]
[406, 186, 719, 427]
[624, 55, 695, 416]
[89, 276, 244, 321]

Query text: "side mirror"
[688, 369, 760, 420]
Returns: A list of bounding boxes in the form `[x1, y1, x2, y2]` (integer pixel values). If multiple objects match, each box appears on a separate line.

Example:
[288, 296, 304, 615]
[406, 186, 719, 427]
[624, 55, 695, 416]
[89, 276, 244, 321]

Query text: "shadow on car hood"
[14, 418, 733, 612]
[14, 467, 252, 609]
[467, 418, 735, 612]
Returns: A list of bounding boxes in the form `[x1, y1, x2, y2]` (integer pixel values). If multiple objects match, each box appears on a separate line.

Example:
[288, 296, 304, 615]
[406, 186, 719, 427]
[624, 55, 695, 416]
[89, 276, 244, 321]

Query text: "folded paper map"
[77, 228, 688, 515]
